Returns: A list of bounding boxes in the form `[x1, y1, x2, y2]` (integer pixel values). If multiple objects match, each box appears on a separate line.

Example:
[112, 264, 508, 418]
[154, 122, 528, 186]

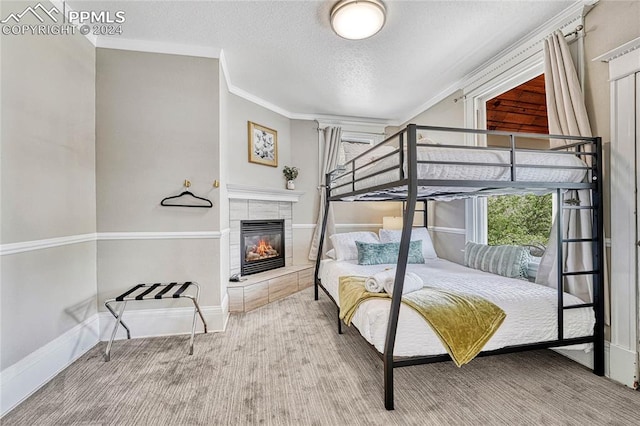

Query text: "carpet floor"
[3, 287, 639, 425]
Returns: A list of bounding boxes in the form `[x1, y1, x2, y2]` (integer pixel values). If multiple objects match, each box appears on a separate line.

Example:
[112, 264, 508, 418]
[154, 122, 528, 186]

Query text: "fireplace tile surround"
[229, 199, 293, 276]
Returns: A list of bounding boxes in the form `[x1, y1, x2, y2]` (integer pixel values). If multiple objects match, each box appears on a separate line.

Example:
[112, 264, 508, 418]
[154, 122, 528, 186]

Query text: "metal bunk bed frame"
[313, 124, 605, 410]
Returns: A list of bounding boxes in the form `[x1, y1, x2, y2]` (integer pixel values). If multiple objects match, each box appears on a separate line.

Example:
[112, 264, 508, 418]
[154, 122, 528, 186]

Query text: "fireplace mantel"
[227, 184, 304, 203]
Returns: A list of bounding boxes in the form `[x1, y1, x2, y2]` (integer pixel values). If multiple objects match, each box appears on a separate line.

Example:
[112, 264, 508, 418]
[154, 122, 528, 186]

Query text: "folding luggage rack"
[104, 281, 208, 361]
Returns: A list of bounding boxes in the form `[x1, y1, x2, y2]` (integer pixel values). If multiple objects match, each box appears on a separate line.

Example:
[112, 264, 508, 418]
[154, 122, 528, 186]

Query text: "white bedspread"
[331, 146, 587, 199]
[318, 258, 594, 357]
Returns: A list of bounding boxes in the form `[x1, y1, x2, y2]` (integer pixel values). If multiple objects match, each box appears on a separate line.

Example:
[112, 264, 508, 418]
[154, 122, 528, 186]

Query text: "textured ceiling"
[69, 0, 575, 122]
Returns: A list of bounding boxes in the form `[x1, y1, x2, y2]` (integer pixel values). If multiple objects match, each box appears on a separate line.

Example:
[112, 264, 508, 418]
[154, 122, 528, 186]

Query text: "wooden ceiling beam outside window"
[486, 74, 549, 134]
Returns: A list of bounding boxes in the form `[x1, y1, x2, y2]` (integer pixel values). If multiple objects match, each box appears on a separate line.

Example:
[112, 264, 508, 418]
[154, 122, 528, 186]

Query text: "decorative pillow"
[325, 249, 336, 259]
[356, 241, 424, 265]
[464, 242, 531, 279]
[329, 231, 379, 261]
[378, 227, 438, 260]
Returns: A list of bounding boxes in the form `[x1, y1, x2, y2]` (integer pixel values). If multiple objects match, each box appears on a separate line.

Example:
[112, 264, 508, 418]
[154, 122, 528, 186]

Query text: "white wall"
[0, 11, 97, 369]
[388, 91, 467, 263]
[226, 93, 291, 189]
[95, 49, 223, 310]
[290, 120, 319, 264]
[0, 1, 97, 414]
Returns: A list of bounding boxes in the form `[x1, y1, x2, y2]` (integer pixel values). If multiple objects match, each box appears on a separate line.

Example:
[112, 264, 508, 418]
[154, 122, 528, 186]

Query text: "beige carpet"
[3, 287, 639, 425]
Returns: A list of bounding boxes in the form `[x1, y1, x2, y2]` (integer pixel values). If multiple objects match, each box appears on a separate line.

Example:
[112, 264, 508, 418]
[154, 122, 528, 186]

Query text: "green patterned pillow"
[356, 240, 424, 265]
[464, 242, 530, 279]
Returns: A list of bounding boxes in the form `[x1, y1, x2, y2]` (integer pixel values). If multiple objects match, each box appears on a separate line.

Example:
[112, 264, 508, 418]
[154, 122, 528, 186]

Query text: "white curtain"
[308, 126, 342, 261]
[536, 31, 593, 303]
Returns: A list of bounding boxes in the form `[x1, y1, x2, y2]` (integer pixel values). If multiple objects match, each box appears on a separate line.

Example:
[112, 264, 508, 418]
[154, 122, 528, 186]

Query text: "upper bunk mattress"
[331, 146, 587, 200]
[318, 258, 594, 357]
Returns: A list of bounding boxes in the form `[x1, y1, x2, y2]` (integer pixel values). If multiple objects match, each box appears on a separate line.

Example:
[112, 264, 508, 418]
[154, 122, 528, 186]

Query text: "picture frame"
[248, 121, 278, 167]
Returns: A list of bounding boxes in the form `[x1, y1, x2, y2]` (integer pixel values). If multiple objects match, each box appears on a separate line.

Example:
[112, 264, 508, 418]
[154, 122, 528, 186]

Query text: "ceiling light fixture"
[330, 0, 386, 40]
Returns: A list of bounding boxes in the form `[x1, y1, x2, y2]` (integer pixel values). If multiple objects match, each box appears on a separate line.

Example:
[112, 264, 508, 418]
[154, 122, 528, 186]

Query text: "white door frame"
[594, 37, 640, 388]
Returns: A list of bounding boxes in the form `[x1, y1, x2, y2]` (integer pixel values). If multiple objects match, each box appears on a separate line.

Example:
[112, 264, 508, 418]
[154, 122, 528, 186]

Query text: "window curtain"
[536, 30, 595, 304]
[308, 126, 342, 261]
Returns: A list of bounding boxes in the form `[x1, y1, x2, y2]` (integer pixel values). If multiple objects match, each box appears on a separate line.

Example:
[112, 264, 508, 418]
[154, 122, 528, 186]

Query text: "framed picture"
[248, 121, 278, 167]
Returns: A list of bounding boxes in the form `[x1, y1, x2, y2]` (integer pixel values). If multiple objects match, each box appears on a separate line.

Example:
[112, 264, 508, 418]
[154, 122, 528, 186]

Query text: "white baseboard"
[98, 298, 229, 341]
[0, 297, 229, 419]
[608, 342, 638, 388]
[0, 315, 100, 417]
[553, 342, 611, 377]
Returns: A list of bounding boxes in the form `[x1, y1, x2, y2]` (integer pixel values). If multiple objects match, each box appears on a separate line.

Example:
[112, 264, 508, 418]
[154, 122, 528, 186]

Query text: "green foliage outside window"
[487, 194, 552, 246]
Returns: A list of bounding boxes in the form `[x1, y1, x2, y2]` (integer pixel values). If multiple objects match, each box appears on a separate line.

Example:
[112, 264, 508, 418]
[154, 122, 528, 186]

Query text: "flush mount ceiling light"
[330, 0, 386, 40]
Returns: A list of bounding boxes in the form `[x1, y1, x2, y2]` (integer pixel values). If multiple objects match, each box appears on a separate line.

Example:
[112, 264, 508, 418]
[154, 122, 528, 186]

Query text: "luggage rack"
[104, 281, 208, 361]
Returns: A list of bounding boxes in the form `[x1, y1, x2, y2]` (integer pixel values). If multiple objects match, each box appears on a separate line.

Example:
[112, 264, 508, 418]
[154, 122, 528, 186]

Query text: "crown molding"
[48, 0, 97, 46]
[460, 0, 595, 95]
[393, 80, 462, 126]
[86, 1, 595, 129]
[393, 0, 596, 126]
[95, 37, 220, 59]
[593, 36, 640, 63]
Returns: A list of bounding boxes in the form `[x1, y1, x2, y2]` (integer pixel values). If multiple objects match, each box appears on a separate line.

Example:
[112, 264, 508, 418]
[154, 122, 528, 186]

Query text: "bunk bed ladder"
[592, 136, 606, 376]
[555, 136, 605, 376]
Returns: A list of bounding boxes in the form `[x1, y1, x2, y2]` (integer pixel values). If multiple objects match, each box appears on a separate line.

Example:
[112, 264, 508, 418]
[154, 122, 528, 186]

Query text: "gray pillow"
[356, 240, 424, 265]
[464, 242, 530, 279]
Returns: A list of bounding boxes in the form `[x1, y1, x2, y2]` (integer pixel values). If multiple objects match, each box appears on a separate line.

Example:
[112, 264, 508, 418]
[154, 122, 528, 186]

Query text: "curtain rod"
[564, 24, 584, 39]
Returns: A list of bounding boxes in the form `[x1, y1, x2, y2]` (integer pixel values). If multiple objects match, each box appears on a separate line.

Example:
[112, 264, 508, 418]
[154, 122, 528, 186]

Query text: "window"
[338, 131, 383, 165]
[485, 74, 552, 250]
[487, 194, 552, 247]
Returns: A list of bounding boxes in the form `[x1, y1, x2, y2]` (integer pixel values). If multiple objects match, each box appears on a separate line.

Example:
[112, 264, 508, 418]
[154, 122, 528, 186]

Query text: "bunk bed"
[313, 124, 605, 410]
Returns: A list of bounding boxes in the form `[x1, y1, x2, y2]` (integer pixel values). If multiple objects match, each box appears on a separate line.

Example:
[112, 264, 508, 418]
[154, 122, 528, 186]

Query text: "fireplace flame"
[256, 240, 270, 256]
[246, 238, 279, 262]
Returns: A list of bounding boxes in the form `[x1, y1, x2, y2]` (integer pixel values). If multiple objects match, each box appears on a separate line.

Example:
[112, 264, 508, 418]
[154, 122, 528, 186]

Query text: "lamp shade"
[382, 216, 403, 230]
[330, 0, 386, 40]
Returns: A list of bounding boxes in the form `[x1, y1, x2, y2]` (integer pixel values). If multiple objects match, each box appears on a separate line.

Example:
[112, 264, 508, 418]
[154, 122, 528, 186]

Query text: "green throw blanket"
[338, 276, 506, 367]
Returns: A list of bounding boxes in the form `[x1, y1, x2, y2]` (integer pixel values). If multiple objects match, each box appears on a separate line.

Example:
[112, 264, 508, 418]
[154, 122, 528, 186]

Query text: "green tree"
[487, 194, 552, 246]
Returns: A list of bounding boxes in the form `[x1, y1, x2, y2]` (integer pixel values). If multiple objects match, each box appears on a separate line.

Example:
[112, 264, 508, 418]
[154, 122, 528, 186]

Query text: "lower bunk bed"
[318, 258, 595, 359]
[313, 124, 605, 410]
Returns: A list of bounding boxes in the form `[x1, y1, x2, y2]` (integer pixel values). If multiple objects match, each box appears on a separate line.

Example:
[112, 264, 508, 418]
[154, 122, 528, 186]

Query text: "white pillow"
[378, 227, 438, 260]
[355, 145, 396, 167]
[329, 231, 379, 261]
[342, 142, 372, 163]
[416, 134, 440, 145]
[326, 249, 336, 259]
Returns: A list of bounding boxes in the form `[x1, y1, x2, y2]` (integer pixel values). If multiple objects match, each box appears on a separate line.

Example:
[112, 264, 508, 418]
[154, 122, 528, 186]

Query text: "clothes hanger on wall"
[160, 180, 213, 208]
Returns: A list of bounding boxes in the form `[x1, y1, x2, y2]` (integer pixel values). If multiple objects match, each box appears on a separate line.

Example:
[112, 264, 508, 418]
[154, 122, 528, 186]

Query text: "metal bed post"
[314, 173, 332, 302]
[592, 137, 605, 375]
[383, 123, 418, 410]
[557, 188, 565, 341]
[423, 200, 428, 229]
[509, 134, 517, 182]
